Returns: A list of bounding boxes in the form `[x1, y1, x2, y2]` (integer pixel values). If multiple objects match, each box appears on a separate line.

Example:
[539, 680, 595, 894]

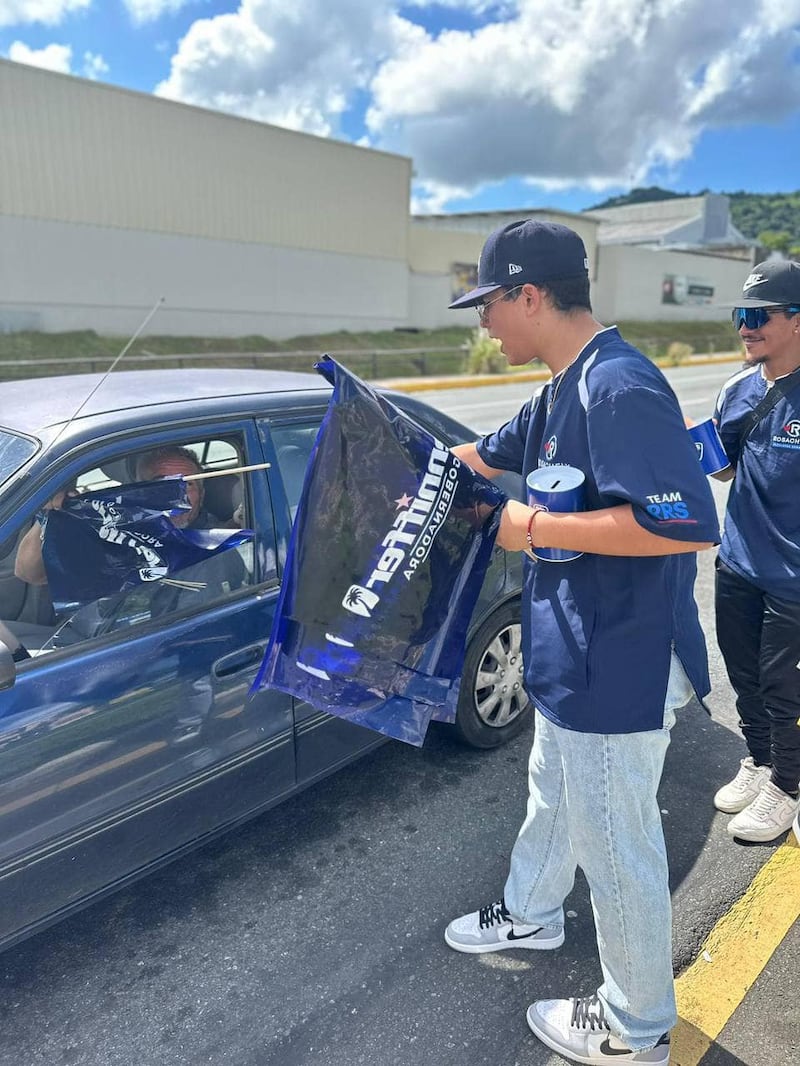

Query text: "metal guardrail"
[0, 346, 468, 379]
[0, 338, 736, 382]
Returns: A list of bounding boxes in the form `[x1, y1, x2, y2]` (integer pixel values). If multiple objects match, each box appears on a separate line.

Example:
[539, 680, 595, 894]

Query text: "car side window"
[269, 423, 321, 520]
[0, 434, 273, 660]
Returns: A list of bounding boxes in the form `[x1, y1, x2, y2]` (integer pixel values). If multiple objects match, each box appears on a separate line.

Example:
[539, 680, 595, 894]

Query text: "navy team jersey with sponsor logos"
[714, 365, 800, 601]
[477, 327, 720, 734]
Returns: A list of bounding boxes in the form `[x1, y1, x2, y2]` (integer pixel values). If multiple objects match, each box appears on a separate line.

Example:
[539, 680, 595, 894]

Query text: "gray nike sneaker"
[527, 995, 670, 1065]
[444, 897, 564, 954]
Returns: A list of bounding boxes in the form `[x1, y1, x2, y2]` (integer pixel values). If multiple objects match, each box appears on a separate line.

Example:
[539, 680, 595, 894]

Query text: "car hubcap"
[473, 622, 529, 728]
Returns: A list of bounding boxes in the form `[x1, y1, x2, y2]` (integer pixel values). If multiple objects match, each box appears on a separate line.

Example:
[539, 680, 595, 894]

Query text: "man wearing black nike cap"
[708, 259, 800, 843]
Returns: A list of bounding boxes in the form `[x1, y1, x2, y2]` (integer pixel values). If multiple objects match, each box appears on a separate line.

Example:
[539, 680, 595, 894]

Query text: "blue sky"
[2, 1, 799, 215]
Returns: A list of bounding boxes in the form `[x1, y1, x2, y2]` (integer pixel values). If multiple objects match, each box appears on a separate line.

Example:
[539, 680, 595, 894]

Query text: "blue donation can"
[688, 419, 731, 475]
[526, 464, 586, 563]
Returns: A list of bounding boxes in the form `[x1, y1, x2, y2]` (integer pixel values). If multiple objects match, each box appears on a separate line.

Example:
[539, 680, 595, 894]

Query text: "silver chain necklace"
[546, 356, 579, 416]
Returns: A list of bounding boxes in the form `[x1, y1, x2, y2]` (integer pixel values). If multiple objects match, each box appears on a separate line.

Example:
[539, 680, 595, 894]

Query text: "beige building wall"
[0, 59, 752, 341]
[592, 245, 750, 324]
[407, 226, 485, 328]
[0, 59, 412, 337]
[0, 59, 409, 256]
[408, 210, 600, 329]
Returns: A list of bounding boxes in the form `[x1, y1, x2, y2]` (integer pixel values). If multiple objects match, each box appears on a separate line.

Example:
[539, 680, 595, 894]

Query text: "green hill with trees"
[588, 187, 800, 256]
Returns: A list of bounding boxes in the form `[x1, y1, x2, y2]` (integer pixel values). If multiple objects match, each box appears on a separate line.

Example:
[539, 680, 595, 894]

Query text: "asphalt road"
[0, 360, 793, 1066]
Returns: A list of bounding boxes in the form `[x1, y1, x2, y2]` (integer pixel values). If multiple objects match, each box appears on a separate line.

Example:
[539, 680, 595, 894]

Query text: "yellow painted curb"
[385, 370, 550, 393]
[671, 833, 800, 1065]
[381, 354, 742, 394]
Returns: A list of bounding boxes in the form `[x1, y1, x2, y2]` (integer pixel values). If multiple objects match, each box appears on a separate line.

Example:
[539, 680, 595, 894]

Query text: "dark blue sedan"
[0, 369, 530, 951]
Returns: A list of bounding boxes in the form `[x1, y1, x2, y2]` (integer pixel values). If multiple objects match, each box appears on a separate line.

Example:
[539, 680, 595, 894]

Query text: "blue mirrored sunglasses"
[731, 305, 800, 330]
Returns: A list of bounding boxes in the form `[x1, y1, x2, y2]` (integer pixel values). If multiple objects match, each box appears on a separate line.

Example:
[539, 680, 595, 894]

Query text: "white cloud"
[0, 1, 90, 27]
[154, 0, 800, 208]
[123, 0, 190, 25]
[82, 50, 108, 79]
[367, 0, 800, 206]
[155, 0, 407, 136]
[403, 0, 512, 10]
[6, 39, 108, 80]
[7, 40, 72, 73]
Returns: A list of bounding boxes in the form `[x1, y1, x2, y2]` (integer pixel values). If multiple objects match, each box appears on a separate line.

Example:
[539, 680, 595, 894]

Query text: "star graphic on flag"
[394, 492, 414, 509]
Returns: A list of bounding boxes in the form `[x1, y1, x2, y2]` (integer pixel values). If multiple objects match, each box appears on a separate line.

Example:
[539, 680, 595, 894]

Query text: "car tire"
[453, 599, 533, 749]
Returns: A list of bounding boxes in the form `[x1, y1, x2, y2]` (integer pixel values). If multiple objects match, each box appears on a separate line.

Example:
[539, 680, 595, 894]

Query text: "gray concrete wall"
[0, 214, 409, 338]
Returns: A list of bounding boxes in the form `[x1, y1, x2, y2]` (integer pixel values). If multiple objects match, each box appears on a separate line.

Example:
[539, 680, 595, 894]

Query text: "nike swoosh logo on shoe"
[598, 1037, 635, 1056]
[598, 1034, 670, 1057]
[506, 927, 543, 940]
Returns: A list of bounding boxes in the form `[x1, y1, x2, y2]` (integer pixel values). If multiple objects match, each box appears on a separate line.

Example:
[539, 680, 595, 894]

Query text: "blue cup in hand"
[688, 419, 730, 475]
[526, 464, 585, 562]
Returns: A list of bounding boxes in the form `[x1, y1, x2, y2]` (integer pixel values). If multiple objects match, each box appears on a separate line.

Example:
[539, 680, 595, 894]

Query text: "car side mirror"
[0, 639, 16, 691]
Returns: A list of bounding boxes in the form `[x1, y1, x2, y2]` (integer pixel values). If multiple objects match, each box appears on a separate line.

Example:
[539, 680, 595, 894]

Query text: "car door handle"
[212, 642, 266, 678]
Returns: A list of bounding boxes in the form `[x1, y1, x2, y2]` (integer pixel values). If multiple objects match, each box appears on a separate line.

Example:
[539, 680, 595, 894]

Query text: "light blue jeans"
[504, 655, 693, 1051]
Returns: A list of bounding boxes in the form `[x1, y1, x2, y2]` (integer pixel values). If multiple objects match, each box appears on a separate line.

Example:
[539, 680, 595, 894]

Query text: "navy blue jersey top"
[477, 327, 720, 734]
[714, 365, 800, 601]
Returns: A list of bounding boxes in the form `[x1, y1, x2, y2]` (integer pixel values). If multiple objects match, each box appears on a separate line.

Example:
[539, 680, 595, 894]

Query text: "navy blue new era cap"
[449, 219, 589, 309]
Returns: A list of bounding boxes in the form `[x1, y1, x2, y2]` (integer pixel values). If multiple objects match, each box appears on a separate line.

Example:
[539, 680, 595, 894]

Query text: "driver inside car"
[9, 445, 247, 652]
[14, 482, 79, 588]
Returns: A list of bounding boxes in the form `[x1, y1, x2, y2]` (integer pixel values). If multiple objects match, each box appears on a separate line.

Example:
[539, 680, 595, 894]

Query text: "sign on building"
[451, 262, 478, 303]
[662, 274, 715, 305]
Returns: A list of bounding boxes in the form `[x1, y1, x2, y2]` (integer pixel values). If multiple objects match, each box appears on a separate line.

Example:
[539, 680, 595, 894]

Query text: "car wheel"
[453, 600, 533, 749]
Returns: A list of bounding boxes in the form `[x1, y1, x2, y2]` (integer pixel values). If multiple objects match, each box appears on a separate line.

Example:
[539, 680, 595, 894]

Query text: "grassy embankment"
[0, 320, 741, 382]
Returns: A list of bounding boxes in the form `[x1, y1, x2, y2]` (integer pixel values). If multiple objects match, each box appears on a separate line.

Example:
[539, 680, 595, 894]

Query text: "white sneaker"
[793, 811, 799, 846]
[727, 780, 800, 842]
[526, 995, 670, 1064]
[444, 898, 564, 954]
[714, 756, 771, 813]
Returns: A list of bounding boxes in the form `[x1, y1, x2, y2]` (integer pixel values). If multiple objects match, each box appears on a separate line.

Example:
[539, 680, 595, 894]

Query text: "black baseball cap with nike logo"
[736, 259, 800, 307]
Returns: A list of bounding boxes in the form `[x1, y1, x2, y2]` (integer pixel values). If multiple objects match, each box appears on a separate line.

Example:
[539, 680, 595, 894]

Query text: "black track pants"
[715, 559, 800, 796]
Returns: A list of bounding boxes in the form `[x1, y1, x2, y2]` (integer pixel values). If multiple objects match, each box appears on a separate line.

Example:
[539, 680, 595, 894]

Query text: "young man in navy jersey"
[444, 219, 719, 1065]
[709, 260, 800, 842]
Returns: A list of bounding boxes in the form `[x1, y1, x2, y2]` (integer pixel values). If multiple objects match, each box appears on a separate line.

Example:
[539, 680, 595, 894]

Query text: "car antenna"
[38, 298, 272, 483]
[42, 296, 165, 460]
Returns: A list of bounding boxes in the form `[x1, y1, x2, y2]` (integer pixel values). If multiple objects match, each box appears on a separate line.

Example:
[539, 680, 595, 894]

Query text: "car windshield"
[0, 430, 38, 490]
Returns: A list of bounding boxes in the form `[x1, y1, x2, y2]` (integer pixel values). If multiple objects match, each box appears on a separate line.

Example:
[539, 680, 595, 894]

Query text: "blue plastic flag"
[41, 477, 252, 611]
[254, 356, 507, 746]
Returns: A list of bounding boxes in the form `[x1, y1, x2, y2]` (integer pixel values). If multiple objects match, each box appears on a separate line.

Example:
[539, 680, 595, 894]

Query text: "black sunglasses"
[731, 305, 800, 330]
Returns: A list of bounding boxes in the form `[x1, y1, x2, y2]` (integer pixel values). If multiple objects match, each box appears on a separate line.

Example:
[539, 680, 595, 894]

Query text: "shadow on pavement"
[673, 1018, 754, 1065]
[700, 1046, 763, 1065]
[660, 699, 781, 883]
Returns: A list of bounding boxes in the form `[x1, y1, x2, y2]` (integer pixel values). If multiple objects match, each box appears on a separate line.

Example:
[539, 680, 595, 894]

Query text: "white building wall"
[592, 244, 749, 323]
[408, 271, 462, 331]
[0, 215, 409, 338]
